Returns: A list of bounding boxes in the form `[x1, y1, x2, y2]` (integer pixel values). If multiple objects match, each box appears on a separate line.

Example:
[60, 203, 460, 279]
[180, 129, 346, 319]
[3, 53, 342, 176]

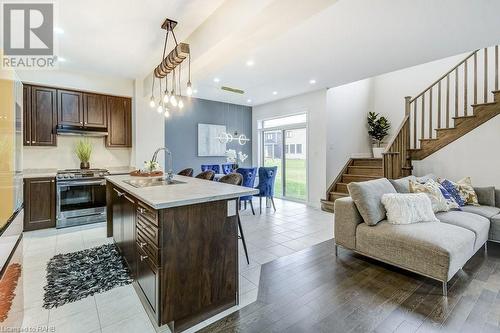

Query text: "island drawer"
[136, 244, 159, 314]
[136, 215, 159, 246]
[137, 230, 160, 265]
[136, 201, 158, 226]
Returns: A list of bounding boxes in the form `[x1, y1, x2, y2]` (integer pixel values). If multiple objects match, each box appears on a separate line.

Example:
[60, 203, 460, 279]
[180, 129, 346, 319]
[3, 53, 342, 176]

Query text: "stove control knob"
[69, 174, 75, 178]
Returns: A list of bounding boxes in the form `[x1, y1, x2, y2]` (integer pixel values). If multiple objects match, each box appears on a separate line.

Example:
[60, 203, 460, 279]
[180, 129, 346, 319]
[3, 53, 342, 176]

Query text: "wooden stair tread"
[342, 174, 379, 180]
[329, 191, 348, 196]
[347, 166, 382, 170]
[452, 115, 476, 120]
[471, 101, 498, 107]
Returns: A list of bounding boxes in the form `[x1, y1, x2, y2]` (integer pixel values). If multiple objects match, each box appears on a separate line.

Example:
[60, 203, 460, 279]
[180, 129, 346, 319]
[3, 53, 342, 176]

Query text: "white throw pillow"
[381, 193, 439, 225]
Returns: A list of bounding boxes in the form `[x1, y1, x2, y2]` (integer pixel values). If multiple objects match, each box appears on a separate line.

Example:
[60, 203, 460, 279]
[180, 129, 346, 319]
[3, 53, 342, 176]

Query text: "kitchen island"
[105, 174, 258, 332]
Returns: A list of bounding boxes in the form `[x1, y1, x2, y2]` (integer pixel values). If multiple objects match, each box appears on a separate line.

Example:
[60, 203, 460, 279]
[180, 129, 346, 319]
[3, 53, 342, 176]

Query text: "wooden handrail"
[410, 50, 478, 103]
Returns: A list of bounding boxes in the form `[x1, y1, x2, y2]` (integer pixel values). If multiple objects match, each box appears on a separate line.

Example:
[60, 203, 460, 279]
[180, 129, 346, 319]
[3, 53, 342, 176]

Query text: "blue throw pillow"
[439, 179, 465, 207]
[438, 183, 461, 210]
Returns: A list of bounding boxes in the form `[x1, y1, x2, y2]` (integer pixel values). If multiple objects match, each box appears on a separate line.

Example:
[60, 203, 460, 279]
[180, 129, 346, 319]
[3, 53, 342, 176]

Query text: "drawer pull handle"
[139, 242, 146, 248]
[113, 188, 124, 197]
[140, 255, 148, 261]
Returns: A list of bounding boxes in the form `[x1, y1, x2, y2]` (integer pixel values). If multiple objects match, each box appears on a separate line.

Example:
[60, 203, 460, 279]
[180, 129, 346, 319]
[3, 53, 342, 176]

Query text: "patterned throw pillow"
[439, 179, 466, 207]
[456, 177, 479, 206]
[437, 183, 461, 210]
[409, 179, 450, 213]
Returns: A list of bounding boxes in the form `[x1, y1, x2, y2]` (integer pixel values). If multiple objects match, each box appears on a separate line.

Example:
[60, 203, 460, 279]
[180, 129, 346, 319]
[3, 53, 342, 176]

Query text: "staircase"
[321, 45, 500, 213]
[320, 158, 383, 213]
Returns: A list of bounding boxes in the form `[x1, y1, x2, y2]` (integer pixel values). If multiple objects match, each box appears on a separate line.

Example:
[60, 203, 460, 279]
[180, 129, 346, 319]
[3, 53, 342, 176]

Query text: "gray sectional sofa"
[334, 176, 500, 296]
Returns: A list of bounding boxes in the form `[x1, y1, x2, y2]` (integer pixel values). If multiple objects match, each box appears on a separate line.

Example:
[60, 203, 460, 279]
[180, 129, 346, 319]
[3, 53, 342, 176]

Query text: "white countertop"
[23, 168, 57, 178]
[105, 174, 259, 210]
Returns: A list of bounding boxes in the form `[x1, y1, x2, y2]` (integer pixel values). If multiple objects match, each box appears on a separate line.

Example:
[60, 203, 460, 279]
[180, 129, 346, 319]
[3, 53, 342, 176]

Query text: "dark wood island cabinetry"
[105, 175, 256, 332]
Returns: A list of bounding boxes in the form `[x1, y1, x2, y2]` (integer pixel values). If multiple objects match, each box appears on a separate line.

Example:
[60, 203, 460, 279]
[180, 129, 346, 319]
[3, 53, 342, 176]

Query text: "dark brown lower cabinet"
[107, 183, 238, 332]
[109, 185, 136, 273]
[24, 177, 56, 231]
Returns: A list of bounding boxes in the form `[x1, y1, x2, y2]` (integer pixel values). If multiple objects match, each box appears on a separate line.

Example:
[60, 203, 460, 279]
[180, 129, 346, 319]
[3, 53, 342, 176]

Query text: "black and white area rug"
[43, 243, 133, 309]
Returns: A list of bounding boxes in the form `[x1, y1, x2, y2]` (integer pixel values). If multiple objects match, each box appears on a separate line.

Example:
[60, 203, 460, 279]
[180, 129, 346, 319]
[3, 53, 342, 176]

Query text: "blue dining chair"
[235, 167, 258, 215]
[221, 163, 238, 175]
[201, 164, 220, 174]
[255, 166, 278, 214]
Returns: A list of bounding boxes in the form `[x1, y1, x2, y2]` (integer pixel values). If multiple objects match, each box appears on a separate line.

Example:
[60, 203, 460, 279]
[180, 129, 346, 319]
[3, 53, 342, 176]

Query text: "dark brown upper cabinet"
[24, 85, 57, 146]
[83, 93, 107, 128]
[57, 89, 84, 126]
[24, 177, 56, 231]
[23, 83, 131, 147]
[106, 96, 132, 148]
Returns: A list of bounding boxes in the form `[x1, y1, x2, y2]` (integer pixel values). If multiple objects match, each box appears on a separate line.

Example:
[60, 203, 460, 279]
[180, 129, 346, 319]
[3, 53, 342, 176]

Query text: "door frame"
[260, 121, 308, 202]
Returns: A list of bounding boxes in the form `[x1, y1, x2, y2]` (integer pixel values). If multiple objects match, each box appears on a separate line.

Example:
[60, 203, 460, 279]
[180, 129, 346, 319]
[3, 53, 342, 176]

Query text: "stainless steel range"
[56, 168, 110, 228]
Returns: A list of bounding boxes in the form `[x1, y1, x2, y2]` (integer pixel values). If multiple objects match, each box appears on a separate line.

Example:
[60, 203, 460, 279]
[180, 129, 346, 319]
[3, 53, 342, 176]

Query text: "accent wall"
[165, 97, 252, 173]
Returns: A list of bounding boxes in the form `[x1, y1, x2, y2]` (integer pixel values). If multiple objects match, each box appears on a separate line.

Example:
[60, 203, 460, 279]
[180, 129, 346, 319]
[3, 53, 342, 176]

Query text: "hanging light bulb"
[149, 96, 155, 108]
[163, 75, 169, 104]
[186, 81, 193, 96]
[164, 109, 170, 118]
[157, 103, 163, 113]
[178, 98, 184, 109]
[170, 93, 178, 107]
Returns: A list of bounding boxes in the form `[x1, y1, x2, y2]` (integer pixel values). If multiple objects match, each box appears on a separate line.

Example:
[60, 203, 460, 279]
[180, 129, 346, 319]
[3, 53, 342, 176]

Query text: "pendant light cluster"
[149, 19, 193, 118]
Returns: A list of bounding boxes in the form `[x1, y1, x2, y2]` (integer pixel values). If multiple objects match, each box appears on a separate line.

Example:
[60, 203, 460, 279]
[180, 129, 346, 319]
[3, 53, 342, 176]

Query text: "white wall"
[413, 116, 500, 187]
[326, 79, 374, 183]
[19, 70, 134, 170]
[23, 136, 131, 169]
[131, 74, 165, 170]
[252, 90, 327, 208]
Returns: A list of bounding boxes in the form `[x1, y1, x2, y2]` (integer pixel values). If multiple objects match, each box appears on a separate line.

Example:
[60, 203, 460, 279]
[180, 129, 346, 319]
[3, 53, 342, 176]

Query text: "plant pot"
[80, 161, 90, 169]
[372, 147, 385, 158]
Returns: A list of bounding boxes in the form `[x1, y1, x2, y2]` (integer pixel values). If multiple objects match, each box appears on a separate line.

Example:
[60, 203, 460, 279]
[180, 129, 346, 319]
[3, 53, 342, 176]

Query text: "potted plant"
[367, 112, 391, 158]
[75, 139, 92, 169]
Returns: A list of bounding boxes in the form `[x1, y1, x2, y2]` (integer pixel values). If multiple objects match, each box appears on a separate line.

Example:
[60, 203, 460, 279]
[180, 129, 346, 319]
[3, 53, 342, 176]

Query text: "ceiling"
[54, 0, 500, 106]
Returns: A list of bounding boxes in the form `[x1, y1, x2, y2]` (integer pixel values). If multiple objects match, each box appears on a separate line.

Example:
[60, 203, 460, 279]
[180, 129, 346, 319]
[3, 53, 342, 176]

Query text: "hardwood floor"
[199, 239, 500, 333]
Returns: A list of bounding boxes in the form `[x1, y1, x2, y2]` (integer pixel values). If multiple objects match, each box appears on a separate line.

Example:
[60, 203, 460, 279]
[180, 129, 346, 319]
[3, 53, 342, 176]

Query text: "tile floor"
[21, 198, 333, 333]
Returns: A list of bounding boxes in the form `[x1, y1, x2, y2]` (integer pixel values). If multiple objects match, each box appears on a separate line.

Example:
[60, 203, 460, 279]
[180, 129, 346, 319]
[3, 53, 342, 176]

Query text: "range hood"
[56, 125, 108, 137]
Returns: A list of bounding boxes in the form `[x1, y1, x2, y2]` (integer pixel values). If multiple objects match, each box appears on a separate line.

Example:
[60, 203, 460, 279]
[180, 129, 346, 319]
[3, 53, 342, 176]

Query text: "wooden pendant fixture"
[153, 18, 190, 79]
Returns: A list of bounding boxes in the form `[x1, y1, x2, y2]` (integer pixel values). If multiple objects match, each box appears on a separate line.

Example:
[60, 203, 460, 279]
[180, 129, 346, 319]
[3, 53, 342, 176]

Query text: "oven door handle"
[57, 180, 106, 187]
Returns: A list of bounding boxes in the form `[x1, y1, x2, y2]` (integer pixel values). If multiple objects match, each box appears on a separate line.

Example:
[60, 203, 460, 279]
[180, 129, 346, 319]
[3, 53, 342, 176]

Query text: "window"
[264, 145, 273, 158]
[290, 144, 296, 154]
[266, 133, 273, 140]
[285, 144, 289, 154]
[296, 144, 302, 154]
[262, 114, 307, 129]
[286, 131, 293, 138]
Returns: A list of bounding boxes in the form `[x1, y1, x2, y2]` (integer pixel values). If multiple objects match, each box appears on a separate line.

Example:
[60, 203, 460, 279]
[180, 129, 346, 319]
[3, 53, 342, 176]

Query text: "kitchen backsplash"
[23, 136, 131, 169]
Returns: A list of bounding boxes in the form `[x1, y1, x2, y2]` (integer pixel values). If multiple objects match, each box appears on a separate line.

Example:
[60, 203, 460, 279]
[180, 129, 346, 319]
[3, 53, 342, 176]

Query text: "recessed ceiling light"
[54, 27, 64, 34]
[247, 99, 252, 103]
[309, 79, 316, 84]
[246, 60, 254, 67]
[56, 56, 66, 62]
[213, 78, 220, 83]
[272, 91, 278, 95]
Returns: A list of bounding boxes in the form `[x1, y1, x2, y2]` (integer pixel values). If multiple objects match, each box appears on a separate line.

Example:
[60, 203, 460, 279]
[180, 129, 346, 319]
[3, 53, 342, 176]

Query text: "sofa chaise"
[334, 176, 500, 296]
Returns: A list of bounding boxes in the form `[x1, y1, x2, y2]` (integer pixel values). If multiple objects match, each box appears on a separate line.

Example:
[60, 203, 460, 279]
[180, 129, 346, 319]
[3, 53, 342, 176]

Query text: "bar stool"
[219, 173, 249, 264]
[195, 170, 215, 180]
[177, 168, 194, 177]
